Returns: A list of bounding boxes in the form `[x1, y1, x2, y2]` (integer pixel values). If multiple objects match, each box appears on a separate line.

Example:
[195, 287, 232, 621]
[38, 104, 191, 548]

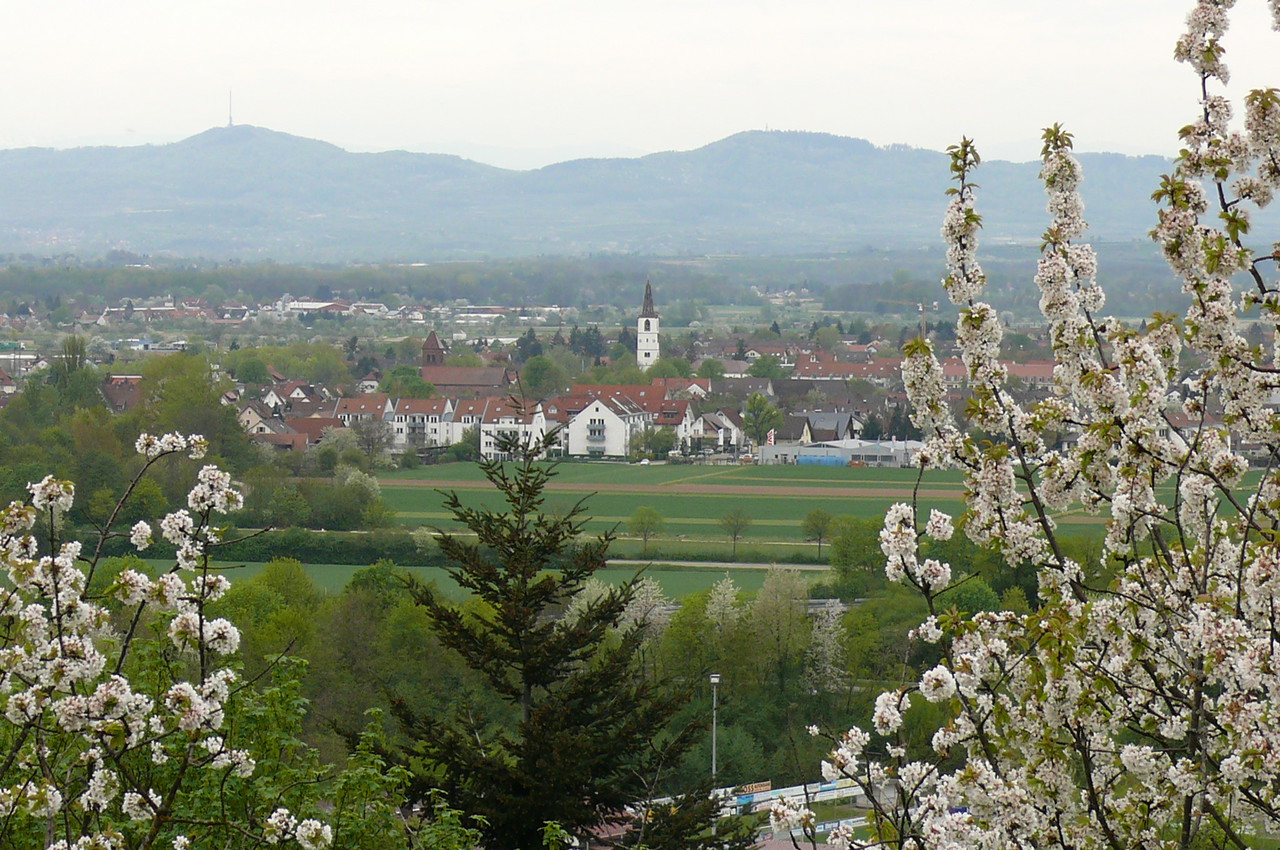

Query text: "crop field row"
[379, 463, 975, 544]
[180, 560, 775, 599]
[379, 464, 1223, 536]
[382, 462, 970, 489]
[382, 489, 972, 538]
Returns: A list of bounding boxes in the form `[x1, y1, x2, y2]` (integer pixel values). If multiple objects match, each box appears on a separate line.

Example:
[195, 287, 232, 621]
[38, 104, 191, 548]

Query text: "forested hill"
[0, 126, 1175, 261]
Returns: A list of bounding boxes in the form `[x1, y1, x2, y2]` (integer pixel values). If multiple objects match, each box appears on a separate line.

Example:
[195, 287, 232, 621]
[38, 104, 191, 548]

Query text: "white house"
[334, 393, 391, 426]
[262, 381, 328, 410]
[641, 398, 699, 448]
[561, 397, 645, 458]
[387, 397, 455, 450]
[479, 399, 547, 460]
[450, 397, 491, 445]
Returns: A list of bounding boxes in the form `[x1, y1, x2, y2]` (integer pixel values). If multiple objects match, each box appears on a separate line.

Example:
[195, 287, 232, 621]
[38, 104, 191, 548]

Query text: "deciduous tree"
[520, 354, 568, 398]
[0, 433, 409, 849]
[747, 353, 787, 380]
[801, 508, 834, 558]
[628, 506, 665, 553]
[742, 391, 782, 448]
[719, 508, 752, 558]
[789, 8, 1280, 848]
[351, 416, 395, 465]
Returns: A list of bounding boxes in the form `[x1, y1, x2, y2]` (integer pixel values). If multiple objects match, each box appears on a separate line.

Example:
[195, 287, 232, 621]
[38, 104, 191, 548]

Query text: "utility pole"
[710, 672, 721, 835]
[710, 672, 720, 780]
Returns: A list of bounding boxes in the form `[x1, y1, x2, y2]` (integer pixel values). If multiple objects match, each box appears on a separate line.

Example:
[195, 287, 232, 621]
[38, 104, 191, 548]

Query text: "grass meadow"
[379, 462, 979, 546]
[207, 462, 1110, 598]
[186, 560, 773, 599]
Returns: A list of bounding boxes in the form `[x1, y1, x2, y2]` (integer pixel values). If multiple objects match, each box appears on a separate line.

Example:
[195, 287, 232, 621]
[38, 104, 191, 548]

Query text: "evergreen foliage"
[393, 430, 729, 849]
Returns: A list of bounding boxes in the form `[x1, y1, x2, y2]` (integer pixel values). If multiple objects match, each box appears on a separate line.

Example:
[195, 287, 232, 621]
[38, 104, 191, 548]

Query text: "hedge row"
[88, 527, 447, 568]
[85, 529, 824, 569]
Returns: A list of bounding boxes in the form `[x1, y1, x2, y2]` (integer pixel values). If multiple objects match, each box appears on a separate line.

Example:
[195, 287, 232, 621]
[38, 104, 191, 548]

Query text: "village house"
[548, 395, 648, 458]
[283, 416, 344, 449]
[261, 380, 329, 411]
[479, 399, 547, 460]
[387, 397, 454, 451]
[101, 375, 144, 413]
[694, 409, 746, 453]
[334, 393, 391, 426]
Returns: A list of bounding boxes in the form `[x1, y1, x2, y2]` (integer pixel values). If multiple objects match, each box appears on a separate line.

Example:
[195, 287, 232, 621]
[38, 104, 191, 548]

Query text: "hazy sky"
[3, 0, 1278, 169]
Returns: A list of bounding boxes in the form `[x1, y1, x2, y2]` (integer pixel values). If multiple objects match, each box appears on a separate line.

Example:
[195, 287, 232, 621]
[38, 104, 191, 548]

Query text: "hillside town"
[0, 274, 1247, 477]
[0, 278, 1244, 473]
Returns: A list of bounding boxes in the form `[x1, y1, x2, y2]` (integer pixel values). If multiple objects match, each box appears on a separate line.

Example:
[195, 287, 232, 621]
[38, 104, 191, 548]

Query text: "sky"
[3, 0, 1278, 170]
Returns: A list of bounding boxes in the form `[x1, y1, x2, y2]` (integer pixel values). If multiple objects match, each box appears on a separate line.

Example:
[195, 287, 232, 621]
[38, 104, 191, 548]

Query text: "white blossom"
[925, 509, 954, 541]
[29, 475, 74, 517]
[919, 665, 957, 703]
[705, 574, 742, 631]
[296, 819, 334, 850]
[767, 796, 814, 833]
[130, 521, 152, 551]
[802, 17, 1280, 846]
[873, 690, 907, 736]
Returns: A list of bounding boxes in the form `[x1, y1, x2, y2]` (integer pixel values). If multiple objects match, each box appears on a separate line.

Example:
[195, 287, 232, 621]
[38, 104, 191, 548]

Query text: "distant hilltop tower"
[637, 281, 660, 370]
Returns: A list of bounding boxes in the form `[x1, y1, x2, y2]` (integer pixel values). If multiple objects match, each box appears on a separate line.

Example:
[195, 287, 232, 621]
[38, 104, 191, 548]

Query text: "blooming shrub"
[800, 3, 1280, 848]
[0, 433, 334, 849]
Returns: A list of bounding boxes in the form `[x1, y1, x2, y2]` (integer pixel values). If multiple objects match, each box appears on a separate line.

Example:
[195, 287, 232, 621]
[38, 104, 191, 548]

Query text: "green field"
[380, 462, 975, 549]
[381, 461, 969, 488]
[180, 560, 777, 598]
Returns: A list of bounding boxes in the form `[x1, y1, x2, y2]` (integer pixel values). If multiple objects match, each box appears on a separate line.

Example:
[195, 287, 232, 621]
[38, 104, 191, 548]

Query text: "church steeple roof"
[422, 331, 446, 367]
[639, 281, 658, 319]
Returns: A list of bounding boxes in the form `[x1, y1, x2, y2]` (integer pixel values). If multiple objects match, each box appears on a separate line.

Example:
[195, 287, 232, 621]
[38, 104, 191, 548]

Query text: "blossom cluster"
[263, 808, 333, 849]
[767, 796, 815, 834]
[819, 5, 1280, 847]
[0, 433, 331, 849]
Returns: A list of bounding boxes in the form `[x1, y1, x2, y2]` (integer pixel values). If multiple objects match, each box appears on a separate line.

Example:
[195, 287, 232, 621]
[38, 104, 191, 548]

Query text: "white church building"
[637, 281, 660, 370]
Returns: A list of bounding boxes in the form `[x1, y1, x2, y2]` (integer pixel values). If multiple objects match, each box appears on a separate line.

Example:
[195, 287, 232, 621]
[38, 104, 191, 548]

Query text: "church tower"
[637, 281, 660, 370]
[421, 331, 446, 367]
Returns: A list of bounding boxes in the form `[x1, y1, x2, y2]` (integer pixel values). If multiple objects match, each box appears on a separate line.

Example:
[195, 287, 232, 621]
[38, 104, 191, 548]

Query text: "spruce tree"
[394, 430, 736, 849]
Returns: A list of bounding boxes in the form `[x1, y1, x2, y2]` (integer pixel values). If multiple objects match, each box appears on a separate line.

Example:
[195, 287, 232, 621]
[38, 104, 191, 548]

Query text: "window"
[643, 319, 651, 332]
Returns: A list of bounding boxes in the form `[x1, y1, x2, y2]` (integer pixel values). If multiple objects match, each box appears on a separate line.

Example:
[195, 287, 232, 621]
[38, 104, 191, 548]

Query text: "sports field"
[379, 462, 973, 544]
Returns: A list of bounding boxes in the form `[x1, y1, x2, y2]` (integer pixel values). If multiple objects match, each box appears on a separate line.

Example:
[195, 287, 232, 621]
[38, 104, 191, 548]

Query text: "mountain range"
[0, 126, 1183, 262]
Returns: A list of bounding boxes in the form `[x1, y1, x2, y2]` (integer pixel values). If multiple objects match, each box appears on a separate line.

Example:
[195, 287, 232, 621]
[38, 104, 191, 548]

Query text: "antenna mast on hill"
[228, 89, 234, 127]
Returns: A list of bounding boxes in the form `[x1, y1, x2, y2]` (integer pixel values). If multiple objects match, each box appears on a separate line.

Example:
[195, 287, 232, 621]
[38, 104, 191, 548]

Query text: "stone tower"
[637, 281, 660, 370]
[421, 331, 446, 367]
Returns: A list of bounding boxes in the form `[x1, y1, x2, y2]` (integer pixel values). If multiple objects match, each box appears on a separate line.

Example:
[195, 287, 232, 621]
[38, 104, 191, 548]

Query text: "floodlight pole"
[710, 673, 720, 780]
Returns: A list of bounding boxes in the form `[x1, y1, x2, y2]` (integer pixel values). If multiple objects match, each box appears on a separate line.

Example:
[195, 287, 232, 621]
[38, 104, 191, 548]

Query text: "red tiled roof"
[283, 417, 344, 445]
[335, 394, 389, 415]
[392, 397, 451, 415]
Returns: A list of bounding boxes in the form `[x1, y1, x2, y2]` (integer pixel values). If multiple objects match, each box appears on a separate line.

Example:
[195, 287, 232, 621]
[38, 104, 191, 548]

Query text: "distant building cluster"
[1, 283, 1260, 468]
